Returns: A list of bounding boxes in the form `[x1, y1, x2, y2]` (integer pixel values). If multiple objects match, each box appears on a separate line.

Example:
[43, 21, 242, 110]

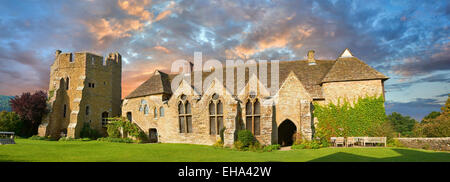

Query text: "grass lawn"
[0, 139, 449, 162]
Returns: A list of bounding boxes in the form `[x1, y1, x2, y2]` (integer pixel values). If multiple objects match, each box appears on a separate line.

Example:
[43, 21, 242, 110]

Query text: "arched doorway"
[278, 120, 297, 146]
[149, 128, 158, 143]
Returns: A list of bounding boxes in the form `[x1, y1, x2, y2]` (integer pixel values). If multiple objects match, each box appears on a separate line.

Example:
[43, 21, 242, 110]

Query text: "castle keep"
[39, 49, 388, 147]
[38, 50, 122, 138]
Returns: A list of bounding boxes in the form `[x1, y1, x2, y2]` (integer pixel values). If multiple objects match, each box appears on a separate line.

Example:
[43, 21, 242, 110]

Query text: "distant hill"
[0, 95, 13, 112]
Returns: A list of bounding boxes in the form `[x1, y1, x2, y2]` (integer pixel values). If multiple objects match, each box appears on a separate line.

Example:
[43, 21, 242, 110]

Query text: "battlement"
[54, 50, 121, 68]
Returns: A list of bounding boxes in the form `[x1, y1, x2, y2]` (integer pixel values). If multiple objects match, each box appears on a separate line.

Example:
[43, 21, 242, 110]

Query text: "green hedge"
[314, 96, 389, 141]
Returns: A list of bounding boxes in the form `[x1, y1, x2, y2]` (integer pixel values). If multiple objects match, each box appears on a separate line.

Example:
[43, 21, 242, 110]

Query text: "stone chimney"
[307, 50, 316, 65]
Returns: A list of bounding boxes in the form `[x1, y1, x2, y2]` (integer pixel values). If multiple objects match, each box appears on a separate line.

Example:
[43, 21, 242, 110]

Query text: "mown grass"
[0, 139, 448, 162]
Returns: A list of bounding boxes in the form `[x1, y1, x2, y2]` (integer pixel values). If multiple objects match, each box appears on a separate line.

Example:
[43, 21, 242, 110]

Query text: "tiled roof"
[125, 54, 388, 99]
[321, 57, 389, 83]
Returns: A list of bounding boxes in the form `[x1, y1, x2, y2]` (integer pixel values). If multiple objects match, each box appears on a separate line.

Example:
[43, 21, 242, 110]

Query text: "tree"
[387, 112, 417, 137]
[0, 111, 23, 134]
[421, 111, 441, 123]
[9, 91, 48, 137]
[414, 95, 450, 137]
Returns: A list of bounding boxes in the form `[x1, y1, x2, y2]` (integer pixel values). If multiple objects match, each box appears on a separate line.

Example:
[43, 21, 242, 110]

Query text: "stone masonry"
[38, 50, 122, 138]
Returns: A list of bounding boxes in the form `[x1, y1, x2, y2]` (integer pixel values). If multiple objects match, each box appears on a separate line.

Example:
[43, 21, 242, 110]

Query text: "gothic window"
[154, 107, 158, 118]
[245, 99, 261, 135]
[160, 107, 164, 117]
[209, 94, 223, 135]
[178, 97, 192, 133]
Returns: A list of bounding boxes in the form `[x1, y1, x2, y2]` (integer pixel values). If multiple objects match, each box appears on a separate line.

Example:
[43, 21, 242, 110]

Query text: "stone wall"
[38, 51, 121, 138]
[322, 79, 384, 105]
[395, 138, 450, 151]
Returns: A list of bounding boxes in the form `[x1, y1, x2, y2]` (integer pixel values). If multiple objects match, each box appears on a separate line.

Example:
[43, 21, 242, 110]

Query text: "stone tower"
[38, 50, 122, 138]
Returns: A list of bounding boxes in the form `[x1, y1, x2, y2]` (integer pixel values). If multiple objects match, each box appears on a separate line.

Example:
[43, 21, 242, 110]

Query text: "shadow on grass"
[0, 155, 28, 162]
[308, 148, 450, 162]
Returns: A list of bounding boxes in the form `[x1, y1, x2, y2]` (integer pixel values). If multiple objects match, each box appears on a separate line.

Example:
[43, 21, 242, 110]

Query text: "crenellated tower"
[38, 50, 122, 138]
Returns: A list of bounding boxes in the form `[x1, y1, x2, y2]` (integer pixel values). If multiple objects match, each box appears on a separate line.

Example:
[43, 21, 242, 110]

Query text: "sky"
[0, 0, 448, 121]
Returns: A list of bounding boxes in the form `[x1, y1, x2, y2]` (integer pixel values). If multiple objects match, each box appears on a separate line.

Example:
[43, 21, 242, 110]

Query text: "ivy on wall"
[314, 96, 389, 140]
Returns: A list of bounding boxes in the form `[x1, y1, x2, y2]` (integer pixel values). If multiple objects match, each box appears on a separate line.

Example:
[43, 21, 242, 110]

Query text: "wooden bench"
[0, 132, 15, 145]
[362, 137, 386, 147]
[335, 137, 345, 147]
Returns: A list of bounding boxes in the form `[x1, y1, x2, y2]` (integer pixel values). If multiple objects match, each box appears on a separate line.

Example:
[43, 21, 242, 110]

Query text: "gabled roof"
[125, 70, 172, 99]
[321, 56, 388, 83]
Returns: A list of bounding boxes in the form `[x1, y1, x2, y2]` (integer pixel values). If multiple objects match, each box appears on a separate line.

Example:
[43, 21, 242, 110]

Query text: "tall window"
[178, 95, 192, 133]
[154, 107, 158, 118]
[144, 105, 149, 115]
[139, 100, 147, 112]
[101, 112, 109, 127]
[209, 94, 223, 135]
[86, 106, 90, 116]
[160, 107, 164, 117]
[245, 99, 261, 135]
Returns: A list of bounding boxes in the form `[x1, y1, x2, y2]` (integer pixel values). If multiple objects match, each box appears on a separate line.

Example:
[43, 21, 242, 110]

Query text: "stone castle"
[38, 50, 122, 138]
[39, 49, 388, 146]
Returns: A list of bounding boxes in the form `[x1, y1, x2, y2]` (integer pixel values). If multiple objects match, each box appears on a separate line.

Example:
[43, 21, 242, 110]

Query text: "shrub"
[263, 144, 281, 152]
[291, 144, 306, 149]
[28, 135, 56, 141]
[213, 139, 224, 148]
[80, 122, 100, 139]
[237, 130, 255, 147]
[292, 140, 322, 149]
[58, 137, 92, 142]
[0, 111, 23, 135]
[97, 137, 134, 143]
[248, 141, 262, 152]
[106, 117, 146, 141]
[387, 138, 403, 147]
[233, 141, 245, 151]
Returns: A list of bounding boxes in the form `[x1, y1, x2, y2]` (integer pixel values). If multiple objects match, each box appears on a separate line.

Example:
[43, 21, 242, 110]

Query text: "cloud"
[154, 9, 172, 22]
[83, 18, 144, 45]
[393, 43, 450, 76]
[118, 0, 153, 20]
[386, 98, 444, 121]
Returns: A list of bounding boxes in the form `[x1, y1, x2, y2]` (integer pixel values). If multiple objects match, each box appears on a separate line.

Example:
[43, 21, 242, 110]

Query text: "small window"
[86, 106, 90, 116]
[91, 57, 95, 65]
[154, 107, 158, 118]
[144, 105, 149, 115]
[160, 107, 164, 117]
